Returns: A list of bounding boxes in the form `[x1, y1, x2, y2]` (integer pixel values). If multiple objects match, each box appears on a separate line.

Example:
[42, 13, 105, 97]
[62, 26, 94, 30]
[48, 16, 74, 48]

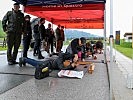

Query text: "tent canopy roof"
[13, 0, 106, 6]
[13, 0, 106, 29]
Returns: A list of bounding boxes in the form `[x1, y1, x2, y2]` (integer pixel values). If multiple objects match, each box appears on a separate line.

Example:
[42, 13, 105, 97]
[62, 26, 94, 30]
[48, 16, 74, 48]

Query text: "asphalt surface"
[0, 50, 109, 100]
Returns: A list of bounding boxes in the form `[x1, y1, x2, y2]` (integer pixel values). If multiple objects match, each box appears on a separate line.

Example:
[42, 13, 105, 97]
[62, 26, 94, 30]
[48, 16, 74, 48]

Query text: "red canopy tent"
[13, 0, 105, 29]
[24, 3, 105, 29]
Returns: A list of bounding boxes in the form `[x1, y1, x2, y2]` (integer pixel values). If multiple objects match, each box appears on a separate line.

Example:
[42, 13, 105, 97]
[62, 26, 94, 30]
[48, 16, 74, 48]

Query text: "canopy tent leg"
[109, 0, 114, 99]
[103, 4, 107, 64]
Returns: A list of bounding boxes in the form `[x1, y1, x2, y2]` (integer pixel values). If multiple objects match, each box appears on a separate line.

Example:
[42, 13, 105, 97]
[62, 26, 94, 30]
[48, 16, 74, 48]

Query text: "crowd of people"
[18, 37, 103, 79]
[2, 2, 103, 79]
[2, 3, 65, 65]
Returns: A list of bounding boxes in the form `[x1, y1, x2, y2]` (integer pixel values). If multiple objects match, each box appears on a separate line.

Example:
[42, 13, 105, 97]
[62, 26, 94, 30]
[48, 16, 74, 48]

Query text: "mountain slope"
[64, 29, 100, 39]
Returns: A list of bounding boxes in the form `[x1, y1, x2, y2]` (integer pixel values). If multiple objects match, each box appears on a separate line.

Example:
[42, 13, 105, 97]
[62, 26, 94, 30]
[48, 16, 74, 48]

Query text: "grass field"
[0, 45, 23, 51]
[0, 38, 132, 60]
[114, 45, 133, 59]
[0, 46, 7, 51]
[64, 40, 71, 45]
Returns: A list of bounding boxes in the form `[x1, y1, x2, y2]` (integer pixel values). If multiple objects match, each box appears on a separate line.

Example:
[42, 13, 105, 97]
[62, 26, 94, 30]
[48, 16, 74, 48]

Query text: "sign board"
[115, 31, 120, 45]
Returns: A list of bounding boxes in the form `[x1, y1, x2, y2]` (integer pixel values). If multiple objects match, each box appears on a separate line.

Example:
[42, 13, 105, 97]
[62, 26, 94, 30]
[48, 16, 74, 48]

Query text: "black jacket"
[39, 24, 46, 40]
[66, 38, 80, 54]
[46, 28, 55, 42]
[33, 24, 40, 40]
[23, 21, 32, 39]
[2, 9, 24, 33]
[66, 38, 86, 56]
[55, 27, 61, 41]
[52, 53, 75, 70]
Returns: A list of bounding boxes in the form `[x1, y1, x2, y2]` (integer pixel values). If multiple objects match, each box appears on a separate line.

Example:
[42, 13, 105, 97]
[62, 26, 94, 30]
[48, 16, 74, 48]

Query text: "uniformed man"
[2, 3, 24, 65]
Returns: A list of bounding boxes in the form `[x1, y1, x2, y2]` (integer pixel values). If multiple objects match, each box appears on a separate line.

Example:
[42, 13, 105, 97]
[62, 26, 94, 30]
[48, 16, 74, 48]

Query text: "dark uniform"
[39, 23, 46, 41]
[2, 6, 24, 65]
[55, 26, 62, 52]
[46, 27, 55, 53]
[60, 26, 65, 50]
[33, 24, 44, 59]
[38, 23, 47, 51]
[23, 15, 32, 58]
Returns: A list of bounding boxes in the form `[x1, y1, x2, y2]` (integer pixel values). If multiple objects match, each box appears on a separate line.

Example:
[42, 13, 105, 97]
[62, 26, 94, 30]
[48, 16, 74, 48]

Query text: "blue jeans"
[24, 58, 53, 69]
[24, 58, 43, 68]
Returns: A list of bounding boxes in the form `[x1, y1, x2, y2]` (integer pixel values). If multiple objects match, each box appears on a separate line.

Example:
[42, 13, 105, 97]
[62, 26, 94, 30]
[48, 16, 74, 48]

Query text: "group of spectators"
[2, 2, 103, 68]
[2, 2, 65, 65]
[2, 2, 104, 80]
[32, 19, 65, 59]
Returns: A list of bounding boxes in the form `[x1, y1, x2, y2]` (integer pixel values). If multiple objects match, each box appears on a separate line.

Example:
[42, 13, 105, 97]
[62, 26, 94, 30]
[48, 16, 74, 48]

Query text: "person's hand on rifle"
[63, 60, 78, 68]
[71, 62, 79, 68]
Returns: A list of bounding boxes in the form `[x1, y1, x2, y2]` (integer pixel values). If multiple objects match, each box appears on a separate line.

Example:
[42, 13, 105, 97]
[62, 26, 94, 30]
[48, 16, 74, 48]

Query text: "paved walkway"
[1, 45, 133, 100]
[107, 46, 133, 100]
[107, 46, 133, 78]
[0, 46, 109, 100]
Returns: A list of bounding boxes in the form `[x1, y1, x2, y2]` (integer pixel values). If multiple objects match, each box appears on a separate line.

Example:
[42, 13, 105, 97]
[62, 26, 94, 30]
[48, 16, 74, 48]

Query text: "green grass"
[114, 45, 133, 59]
[0, 46, 7, 51]
[0, 38, 4, 41]
[64, 40, 71, 45]
[0, 45, 23, 51]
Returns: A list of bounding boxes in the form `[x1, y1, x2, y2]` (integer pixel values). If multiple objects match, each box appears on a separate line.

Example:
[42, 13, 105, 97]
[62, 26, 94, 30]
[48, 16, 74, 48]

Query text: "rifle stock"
[75, 61, 92, 65]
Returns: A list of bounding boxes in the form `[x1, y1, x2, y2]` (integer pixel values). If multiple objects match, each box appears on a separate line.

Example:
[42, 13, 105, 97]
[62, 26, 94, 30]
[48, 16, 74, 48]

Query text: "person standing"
[23, 15, 32, 58]
[46, 23, 55, 54]
[33, 18, 44, 59]
[39, 18, 46, 41]
[55, 24, 61, 52]
[60, 26, 65, 51]
[33, 21, 39, 56]
[2, 3, 24, 65]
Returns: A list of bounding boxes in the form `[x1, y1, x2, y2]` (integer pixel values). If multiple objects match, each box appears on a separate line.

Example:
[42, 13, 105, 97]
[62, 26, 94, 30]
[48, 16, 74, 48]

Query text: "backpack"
[35, 64, 49, 80]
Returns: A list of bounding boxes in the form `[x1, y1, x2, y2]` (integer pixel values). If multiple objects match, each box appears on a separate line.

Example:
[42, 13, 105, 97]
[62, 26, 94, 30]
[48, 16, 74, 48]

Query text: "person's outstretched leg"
[19, 57, 42, 67]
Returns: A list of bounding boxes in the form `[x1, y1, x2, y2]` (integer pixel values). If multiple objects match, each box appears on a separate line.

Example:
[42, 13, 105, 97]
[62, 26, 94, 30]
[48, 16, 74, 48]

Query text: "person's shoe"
[49, 53, 53, 57]
[19, 57, 23, 67]
[13, 61, 19, 64]
[8, 61, 14, 65]
[38, 55, 44, 59]
[19, 57, 26, 67]
[23, 62, 26, 66]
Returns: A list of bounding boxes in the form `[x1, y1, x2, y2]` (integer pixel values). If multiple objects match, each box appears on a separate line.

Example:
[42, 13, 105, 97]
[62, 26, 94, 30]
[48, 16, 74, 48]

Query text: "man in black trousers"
[23, 15, 32, 58]
[2, 3, 24, 65]
[33, 18, 45, 59]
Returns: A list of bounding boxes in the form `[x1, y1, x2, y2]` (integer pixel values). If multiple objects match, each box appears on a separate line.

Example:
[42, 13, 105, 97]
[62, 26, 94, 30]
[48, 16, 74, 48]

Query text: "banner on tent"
[25, 3, 104, 12]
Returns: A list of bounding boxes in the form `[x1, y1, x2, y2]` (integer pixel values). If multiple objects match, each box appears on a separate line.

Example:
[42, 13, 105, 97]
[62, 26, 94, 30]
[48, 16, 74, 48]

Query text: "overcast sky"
[0, 0, 133, 38]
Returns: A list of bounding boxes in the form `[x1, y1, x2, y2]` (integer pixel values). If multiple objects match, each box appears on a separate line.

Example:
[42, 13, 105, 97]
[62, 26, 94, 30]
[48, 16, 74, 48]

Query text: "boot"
[19, 57, 26, 67]
[38, 55, 44, 59]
